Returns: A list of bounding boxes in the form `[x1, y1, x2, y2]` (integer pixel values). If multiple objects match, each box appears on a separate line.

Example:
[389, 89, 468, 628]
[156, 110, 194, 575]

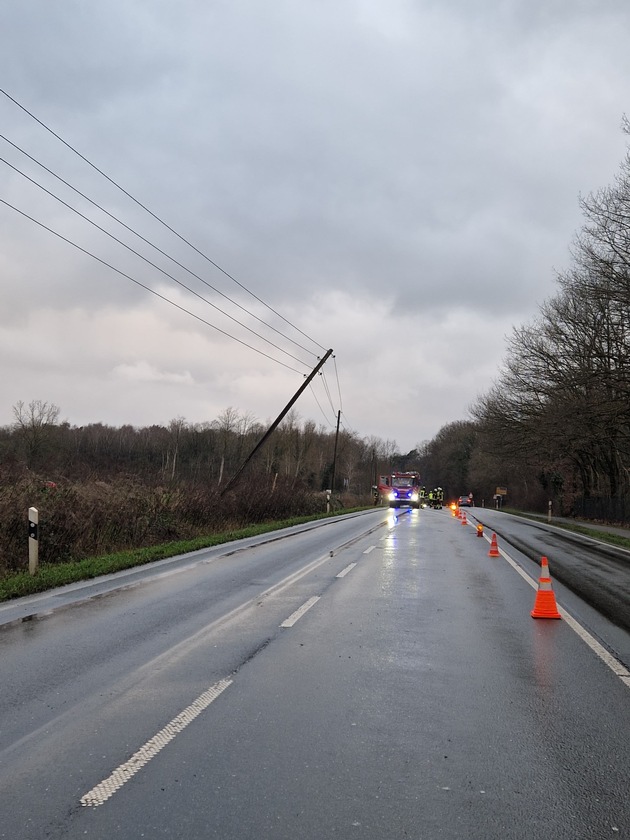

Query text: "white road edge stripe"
[481, 530, 630, 690]
[280, 596, 320, 627]
[337, 563, 357, 578]
[80, 677, 232, 807]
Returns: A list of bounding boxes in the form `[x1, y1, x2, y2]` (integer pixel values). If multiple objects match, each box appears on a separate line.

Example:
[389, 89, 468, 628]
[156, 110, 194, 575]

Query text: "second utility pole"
[330, 409, 341, 497]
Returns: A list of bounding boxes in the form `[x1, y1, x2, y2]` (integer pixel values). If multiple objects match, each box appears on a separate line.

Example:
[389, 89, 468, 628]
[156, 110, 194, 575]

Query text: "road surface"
[0, 507, 628, 839]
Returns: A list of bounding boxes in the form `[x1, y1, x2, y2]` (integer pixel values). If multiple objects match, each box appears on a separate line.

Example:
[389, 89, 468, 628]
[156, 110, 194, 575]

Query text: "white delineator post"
[28, 506, 39, 575]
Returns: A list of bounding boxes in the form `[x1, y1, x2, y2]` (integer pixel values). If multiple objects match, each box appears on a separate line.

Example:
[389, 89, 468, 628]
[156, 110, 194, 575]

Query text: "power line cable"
[0, 131, 318, 359]
[1, 155, 310, 368]
[333, 354, 343, 412]
[0, 87, 327, 353]
[320, 370, 337, 416]
[340, 413, 355, 435]
[0, 198, 307, 375]
[308, 381, 336, 428]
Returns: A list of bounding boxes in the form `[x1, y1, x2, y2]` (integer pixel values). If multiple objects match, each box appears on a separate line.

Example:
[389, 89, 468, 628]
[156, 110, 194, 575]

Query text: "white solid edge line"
[280, 595, 320, 628]
[482, 533, 630, 690]
[80, 677, 233, 807]
[337, 563, 357, 578]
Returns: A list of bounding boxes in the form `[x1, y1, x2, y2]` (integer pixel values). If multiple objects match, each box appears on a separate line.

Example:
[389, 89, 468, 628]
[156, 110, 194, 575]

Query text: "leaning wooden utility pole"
[220, 349, 334, 496]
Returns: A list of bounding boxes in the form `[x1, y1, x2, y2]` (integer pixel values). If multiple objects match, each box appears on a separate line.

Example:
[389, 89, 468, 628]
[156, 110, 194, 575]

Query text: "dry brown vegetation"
[0, 467, 335, 574]
[0, 407, 409, 576]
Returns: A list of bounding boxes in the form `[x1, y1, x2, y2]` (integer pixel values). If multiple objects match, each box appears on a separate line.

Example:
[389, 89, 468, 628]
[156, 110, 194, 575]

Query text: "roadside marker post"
[28, 506, 39, 575]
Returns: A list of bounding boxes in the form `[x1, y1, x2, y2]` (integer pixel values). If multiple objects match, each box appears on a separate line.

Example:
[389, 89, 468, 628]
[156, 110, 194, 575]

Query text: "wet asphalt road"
[468, 507, 630, 663]
[0, 508, 629, 839]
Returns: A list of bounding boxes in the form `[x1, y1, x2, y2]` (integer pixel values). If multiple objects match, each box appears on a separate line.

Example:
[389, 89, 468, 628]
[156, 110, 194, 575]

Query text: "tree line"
[2, 400, 419, 494]
[396, 122, 630, 521]
[0, 400, 425, 572]
[469, 120, 630, 519]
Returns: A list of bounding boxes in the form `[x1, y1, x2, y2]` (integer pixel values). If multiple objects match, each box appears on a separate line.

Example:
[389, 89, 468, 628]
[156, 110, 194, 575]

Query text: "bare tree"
[213, 406, 241, 486]
[165, 417, 187, 481]
[12, 399, 60, 467]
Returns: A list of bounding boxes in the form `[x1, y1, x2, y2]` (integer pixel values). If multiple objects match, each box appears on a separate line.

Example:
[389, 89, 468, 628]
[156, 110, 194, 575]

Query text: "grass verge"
[0, 507, 372, 603]
[501, 507, 630, 551]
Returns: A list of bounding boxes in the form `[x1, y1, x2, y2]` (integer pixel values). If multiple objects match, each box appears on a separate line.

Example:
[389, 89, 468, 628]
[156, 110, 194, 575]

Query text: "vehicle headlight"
[411, 493, 419, 501]
[388, 492, 396, 501]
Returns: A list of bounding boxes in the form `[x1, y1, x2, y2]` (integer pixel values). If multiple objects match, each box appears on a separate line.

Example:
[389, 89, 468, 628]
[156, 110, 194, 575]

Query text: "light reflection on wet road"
[0, 507, 629, 839]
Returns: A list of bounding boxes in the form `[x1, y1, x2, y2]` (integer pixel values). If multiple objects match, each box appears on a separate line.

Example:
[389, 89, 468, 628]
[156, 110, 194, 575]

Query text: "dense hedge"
[0, 468, 357, 575]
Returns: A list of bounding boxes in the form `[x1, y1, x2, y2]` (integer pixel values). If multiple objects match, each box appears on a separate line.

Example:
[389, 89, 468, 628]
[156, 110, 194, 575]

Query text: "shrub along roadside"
[0, 472, 362, 574]
[0, 507, 371, 602]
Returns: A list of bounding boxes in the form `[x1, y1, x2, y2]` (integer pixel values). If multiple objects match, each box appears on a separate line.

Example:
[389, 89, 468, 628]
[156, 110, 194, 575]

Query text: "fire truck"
[375, 471, 422, 509]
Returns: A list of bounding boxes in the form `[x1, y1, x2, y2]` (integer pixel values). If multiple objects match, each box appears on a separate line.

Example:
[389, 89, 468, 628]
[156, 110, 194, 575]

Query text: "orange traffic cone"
[488, 533, 500, 557]
[461, 512, 467, 526]
[531, 556, 562, 619]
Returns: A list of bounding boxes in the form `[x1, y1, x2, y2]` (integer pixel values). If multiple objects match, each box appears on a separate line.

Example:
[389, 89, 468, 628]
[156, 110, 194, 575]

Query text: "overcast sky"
[1, 1, 629, 452]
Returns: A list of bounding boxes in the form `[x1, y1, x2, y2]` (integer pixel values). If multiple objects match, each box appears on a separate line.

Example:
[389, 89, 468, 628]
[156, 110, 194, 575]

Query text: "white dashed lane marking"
[80, 678, 232, 807]
[280, 596, 320, 628]
[81, 528, 386, 807]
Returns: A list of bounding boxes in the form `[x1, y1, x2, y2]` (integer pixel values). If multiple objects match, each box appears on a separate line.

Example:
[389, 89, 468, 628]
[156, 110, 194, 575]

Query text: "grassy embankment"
[0, 507, 373, 603]
[502, 507, 630, 550]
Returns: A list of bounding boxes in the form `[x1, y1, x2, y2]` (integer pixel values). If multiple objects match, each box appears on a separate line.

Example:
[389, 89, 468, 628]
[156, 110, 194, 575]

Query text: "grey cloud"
[1, 0, 630, 446]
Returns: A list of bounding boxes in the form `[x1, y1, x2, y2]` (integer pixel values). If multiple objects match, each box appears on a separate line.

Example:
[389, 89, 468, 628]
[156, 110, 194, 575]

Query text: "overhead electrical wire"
[0, 155, 311, 369]
[1, 87, 348, 424]
[0, 198, 306, 375]
[333, 355, 343, 413]
[308, 382, 336, 428]
[340, 413, 354, 435]
[0, 87, 327, 354]
[0, 132, 318, 360]
[320, 370, 337, 417]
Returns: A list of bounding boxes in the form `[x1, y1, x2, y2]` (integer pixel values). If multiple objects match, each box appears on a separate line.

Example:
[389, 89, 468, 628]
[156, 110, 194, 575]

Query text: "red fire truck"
[375, 471, 422, 509]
